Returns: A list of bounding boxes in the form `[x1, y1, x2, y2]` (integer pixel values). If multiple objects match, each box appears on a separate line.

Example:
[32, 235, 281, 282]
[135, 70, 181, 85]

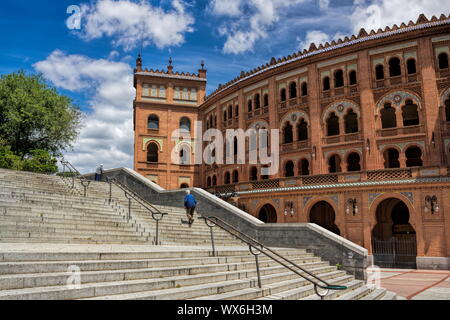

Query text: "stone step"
[0, 257, 324, 290]
[335, 285, 372, 300]
[0, 230, 149, 242]
[0, 251, 316, 275]
[360, 288, 387, 300]
[0, 262, 336, 300]
[0, 225, 146, 237]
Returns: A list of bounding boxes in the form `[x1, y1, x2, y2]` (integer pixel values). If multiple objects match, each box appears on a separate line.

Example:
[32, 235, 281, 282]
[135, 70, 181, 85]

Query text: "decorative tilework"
[369, 193, 382, 207]
[400, 192, 414, 204]
[303, 197, 312, 207]
[281, 111, 310, 125]
[330, 195, 339, 206]
[252, 200, 260, 208]
[322, 100, 361, 123]
[376, 91, 422, 112]
[143, 138, 163, 152]
[272, 199, 281, 208]
[378, 141, 425, 153]
[440, 87, 450, 106]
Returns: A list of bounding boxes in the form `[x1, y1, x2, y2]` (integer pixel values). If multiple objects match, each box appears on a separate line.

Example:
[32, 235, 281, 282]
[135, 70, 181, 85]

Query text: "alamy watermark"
[169, 122, 280, 176]
[66, 5, 81, 30]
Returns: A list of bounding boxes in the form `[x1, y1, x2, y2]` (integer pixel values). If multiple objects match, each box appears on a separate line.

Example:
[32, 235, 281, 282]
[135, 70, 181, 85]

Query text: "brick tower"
[133, 55, 207, 189]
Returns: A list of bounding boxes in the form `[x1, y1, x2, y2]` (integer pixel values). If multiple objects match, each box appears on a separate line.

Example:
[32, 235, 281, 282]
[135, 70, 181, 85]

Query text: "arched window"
[405, 147, 423, 167]
[254, 94, 261, 109]
[250, 167, 258, 181]
[407, 59, 417, 74]
[212, 175, 217, 186]
[375, 65, 385, 80]
[180, 117, 191, 132]
[223, 110, 227, 121]
[232, 170, 239, 183]
[323, 77, 330, 91]
[328, 155, 341, 173]
[349, 70, 357, 85]
[284, 161, 295, 177]
[299, 159, 310, 176]
[402, 100, 419, 127]
[327, 112, 340, 136]
[334, 70, 344, 88]
[263, 94, 269, 107]
[235, 105, 239, 117]
[224, 172, 231, 184]
[445, 97, 450, 122]
[301, 82, 308, 96]
[283, 122, 293, 144]
[297, 119, 308, 141]
[381, 103, 397, 129]
[207, 177, 211, 187]
[233, 137, 238, 156]
[289, 82, 297, 99]
[148, 115, 159, 130]
[389, 57, 402, 77]
[248, 100, 253, 112]
[147, 143, 159, 163]
[344, 109, 359, 133]
[280, 88, 287, 102]
[438, 53, 449, 70]
[384, 148, 400, 169]
[228, 105, 233, 119]
[179, 145, 191, 165]
[347, 153, 361, 172]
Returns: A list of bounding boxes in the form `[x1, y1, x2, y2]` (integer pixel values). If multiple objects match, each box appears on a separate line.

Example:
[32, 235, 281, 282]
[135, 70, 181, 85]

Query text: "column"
[308, 65, 323, 174]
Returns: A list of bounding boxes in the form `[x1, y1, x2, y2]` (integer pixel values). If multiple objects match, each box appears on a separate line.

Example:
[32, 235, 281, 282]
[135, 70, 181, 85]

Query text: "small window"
[284, 161, 295, 177]
[147, 143, 159, 163]
[349, 71, 357, 85]
[381, 103, 397, 129]
[328, 155, 342, 173]
[207, 177, 211, 187]
[334, 70, 344, 88]
[389, 57, 402, 77]
[280, 88, 287, 102]
[250, 167, 258, 181]
[180, 117, 191, 132]
[263, 94, 269, 107]
[327, 113, 340, 136]
[283, 122, 293, 144]
[235, 105, 239, 117]
[323, 77, 330, 91]
[224, 172, 231, 184]
[289, 82, 297, 99]
[407, 59, 417, 75]
[301, 82, 308, 96]
[344, 109, 359, 134]
[248, 100, 253, 112]
[300, 159, 310, 176]
[228, 105, 233, 119]
[232, 170, 239, 183]
[297, 119, 308, 141]
[375, 65, 385, 80]
[254, 94, 261, 109]
[148, 115, 159, 130]
[212, 175, 217, 186]
[439, 53, 449, 70]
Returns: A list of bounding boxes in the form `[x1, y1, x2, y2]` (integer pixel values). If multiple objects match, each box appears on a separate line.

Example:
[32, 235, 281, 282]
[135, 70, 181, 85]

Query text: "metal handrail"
[105, 177, 167, 245]
[200, 216, 347, 299]
[60, 159, 91, 197]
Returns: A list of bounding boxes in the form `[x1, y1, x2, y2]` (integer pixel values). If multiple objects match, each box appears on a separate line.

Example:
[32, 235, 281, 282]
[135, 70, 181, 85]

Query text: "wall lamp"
[311, 146, 317, 160]
[424, 195, 440, 214]
[284, 201, 295, 217]
[366, 139, 371, 154]
[346, 199, 359, 216]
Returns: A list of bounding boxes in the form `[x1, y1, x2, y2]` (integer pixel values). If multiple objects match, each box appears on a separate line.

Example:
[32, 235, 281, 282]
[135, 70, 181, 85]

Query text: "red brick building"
[134, 14, 450, 269]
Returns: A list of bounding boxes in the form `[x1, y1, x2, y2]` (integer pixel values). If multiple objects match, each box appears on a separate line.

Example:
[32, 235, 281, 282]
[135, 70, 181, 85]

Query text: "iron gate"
[372, 237, 417, 269]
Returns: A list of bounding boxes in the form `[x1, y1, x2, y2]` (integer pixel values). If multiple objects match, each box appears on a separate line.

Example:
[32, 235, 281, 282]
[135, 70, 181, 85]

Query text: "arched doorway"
[258, 204, 277, 223]
[309, 201, 340, 235]
[372, 198, 417, 269]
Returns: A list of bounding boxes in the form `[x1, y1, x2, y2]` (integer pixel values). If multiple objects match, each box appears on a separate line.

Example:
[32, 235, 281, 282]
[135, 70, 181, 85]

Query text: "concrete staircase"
[0, 169, 398, 300]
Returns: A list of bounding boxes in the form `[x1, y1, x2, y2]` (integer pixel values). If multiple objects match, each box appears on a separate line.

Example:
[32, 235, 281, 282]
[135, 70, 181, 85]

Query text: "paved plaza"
[379, 269, 450, 300]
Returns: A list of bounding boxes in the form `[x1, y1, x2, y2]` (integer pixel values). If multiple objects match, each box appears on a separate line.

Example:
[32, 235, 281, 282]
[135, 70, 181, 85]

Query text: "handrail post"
[202, 218, 217, 257]
[151, 213, 165, 245]
[249, 245, 263, 289]
[124, 192, 132, 222]
[109, 180, 112, 204]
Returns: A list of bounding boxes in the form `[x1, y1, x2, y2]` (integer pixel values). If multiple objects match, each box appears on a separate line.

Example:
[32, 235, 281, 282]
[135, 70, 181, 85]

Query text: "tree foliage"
[0, 71, 83, 158]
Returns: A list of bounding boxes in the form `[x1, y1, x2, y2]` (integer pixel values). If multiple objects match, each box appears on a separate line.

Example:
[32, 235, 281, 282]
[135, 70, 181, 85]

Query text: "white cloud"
[210, 0, 243, 17]
[350, 0, 450, 33]
[34, 50, 135, 173]
[318, 0, 330, 11]
[215, 0, 306, 54]
[76, 0, 194, 51]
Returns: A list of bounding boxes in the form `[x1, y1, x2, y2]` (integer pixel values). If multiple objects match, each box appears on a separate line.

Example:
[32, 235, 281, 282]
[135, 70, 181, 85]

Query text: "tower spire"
[168, 57, 174, 74]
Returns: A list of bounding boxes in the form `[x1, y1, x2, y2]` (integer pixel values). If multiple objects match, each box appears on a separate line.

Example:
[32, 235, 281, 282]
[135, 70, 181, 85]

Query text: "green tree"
[0, 144, 22, 171]
[0, 71, 83, 158]
[21, 149, 58, 174]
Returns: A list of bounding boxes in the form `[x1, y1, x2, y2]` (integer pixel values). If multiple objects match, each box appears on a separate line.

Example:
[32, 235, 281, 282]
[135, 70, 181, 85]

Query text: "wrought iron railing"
[60, 159, 91, 197]
[105, 177, 167, 245]
[199, 216, 347, 300]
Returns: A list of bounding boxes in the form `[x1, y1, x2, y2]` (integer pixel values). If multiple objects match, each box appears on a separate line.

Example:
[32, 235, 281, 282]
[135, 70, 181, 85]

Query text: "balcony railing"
[206, 166, 444, 194]
[323, 132, 362, 145]
[281, 141, 311, 152]
[376, 124, 425, 138]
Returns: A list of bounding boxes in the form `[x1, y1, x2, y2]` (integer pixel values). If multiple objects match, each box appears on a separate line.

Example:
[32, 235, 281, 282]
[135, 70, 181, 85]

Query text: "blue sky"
[1, 0, 449, 172]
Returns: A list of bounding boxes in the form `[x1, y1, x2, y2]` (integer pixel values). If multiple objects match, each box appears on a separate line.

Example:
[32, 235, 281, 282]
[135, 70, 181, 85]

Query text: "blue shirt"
[184, 194, 197, 208]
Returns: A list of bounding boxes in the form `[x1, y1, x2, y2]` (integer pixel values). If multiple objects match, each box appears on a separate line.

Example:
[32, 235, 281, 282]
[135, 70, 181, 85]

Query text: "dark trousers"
[95, 173, 101, 181]
[186, 207, 196, 219]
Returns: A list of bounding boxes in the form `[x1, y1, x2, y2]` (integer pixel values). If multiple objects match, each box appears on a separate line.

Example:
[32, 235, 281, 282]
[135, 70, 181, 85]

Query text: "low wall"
[87, 168, 369, 280]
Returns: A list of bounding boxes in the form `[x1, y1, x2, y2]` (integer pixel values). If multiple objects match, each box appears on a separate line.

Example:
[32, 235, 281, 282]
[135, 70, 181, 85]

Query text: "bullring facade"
[134, 14, 450, 270]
